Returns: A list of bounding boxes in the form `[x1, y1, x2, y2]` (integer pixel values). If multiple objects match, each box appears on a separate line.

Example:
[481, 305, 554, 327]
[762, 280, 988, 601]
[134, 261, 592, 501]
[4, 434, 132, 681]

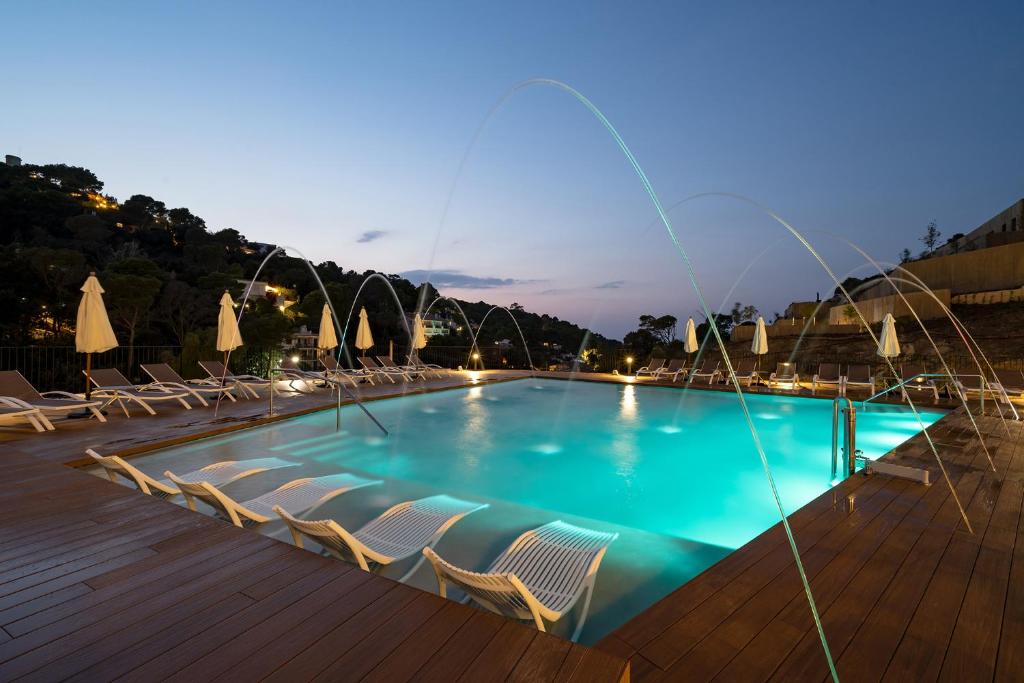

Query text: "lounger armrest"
[40, 390, 90, 400]
[0, 397, 33, 409]
[135, 382, 180, 393]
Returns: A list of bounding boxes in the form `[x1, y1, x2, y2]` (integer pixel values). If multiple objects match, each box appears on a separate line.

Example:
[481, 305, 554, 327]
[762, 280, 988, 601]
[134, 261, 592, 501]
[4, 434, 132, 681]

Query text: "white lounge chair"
[767, 362, 801, 392]
[276, 494, 489, 581]
[377, 356, 427, 381]
[141, 363, 238, 406]
[724, 358, 758, 387]
[87, 368, 192, 416]
[359, 356, 414, 383]
[811, 363, 843, 395]
[899, 364, 941, 404]
[652, 359, 688, 382]
[0, 403, 51, 432]
[423, 520, 618, 641]
[406, 354, 447, 378]
[951, 370, 1020, 419]
[198, 360, 272, 399]
[634, 358, 665, 378]
[0, 370, 105, 423]
[87, 448, 299, 498]
[275, 357, 325, 393]
[167, 471, 382, 527]
[844, 364, 876, 395]
[688, 358, 720, 384]
[320, 355, 369, 387]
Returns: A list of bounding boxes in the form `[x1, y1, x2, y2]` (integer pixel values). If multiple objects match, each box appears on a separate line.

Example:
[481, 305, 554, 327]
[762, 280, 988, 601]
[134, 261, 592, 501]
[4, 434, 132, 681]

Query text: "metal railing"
[832, 397, 859, 479]
[0, 345, 284, 393]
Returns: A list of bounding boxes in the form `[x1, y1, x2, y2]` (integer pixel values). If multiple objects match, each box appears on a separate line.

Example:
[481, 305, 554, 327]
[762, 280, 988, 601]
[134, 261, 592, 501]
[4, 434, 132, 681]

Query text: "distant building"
[3, 154, 22, 166]
[935, 199, 1024, 255]
[285, 325, 320, 365]
[783, 300, 820, 320]
[237, 280, 296, 310]
[407, 313, 454, 338]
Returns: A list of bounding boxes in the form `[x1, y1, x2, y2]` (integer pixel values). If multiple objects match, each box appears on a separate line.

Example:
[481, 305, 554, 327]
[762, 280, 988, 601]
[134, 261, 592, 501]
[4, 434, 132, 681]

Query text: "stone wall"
[829, 289, 952, 325]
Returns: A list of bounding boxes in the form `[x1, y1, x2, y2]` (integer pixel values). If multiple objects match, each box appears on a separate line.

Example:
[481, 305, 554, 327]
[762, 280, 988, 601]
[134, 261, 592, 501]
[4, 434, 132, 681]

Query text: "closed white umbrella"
[751, 316, 769, 356]
[877, 313, 901, 358]
[217, 291, 243, 353]
[683, 318, 698, 354]
[355, 306, 374, 352]
[75, 272, 118, 399]
[317, 303, 338, 352]
[412, 314, 428, 351]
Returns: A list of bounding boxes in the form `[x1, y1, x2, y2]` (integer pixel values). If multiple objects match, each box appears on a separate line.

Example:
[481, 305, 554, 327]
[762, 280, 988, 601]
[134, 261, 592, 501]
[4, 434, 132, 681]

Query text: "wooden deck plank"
[361, 601, 475, 682]
[761, 456, 988, 681]
[310, 591, 447, 681]
[638, 476, 909, 670]
[456, 619, 539, 682]
[411, 610, 509, 682]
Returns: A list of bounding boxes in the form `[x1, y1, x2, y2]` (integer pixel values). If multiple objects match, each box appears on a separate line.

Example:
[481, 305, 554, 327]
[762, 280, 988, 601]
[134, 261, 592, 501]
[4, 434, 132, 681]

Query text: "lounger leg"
[398, 553, 430, 583]
[570, 581, 597, 642]
[130, 397, 157, 416]
[37, 413, 56, 430]
[89, 406, 107, 423]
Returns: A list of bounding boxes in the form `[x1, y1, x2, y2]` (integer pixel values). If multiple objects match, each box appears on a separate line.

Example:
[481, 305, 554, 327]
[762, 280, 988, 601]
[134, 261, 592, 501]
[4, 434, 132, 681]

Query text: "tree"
[920, 221, 942, 254]
[899, 248, 912, 263]
[637, 314, 677, 344]
[27, 248, 88, 337]
[729, 302, 759, 328]
[103, 258, 165, 368]
[158, 278, 208, 346]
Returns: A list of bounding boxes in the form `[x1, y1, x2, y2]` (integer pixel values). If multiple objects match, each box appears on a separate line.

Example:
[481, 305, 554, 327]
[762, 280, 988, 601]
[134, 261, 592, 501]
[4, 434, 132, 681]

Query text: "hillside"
[0, 161, 618, 366]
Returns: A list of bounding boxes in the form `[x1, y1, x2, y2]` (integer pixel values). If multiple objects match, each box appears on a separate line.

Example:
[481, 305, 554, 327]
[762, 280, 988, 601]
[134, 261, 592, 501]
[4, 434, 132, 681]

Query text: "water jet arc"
[440, 78, 837, 677]
[340, 273, 416, 365]
[224, 246, 387, 435]
[471, 305, 535, 374]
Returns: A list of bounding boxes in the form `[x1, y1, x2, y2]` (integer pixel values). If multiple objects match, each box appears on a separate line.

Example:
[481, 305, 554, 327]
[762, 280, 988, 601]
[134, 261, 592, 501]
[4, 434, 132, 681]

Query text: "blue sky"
[3, 1, 1022, 337]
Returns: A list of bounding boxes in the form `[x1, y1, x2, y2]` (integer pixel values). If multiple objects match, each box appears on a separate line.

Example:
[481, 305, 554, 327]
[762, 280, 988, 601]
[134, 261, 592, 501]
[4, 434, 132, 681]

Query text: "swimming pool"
[133, 378, 944, 642]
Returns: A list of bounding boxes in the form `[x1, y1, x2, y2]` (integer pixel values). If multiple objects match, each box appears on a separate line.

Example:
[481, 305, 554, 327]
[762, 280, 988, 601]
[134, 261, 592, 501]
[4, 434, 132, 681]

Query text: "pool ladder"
[832, 398, 863, 479]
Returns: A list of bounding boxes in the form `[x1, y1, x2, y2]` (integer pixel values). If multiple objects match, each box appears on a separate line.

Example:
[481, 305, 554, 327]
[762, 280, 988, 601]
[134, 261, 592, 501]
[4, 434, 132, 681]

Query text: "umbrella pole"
[84, 353, 92, 400]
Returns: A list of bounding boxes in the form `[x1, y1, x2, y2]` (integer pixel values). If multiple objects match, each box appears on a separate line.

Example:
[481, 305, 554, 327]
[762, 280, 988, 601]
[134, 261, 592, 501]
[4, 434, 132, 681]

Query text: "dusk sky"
[4, 1, 1022, 338]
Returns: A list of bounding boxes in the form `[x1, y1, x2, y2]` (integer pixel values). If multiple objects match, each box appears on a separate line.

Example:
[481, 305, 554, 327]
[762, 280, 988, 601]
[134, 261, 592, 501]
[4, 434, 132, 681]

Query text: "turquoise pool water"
[137, 378, 944, 641]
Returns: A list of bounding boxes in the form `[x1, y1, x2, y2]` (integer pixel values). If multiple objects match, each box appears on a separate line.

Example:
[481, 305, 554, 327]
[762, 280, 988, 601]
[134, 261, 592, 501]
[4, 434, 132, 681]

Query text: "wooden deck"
[2, 370, 1021, 681]
[598, 407, 1024, 682]
[0, 372, 627, 682]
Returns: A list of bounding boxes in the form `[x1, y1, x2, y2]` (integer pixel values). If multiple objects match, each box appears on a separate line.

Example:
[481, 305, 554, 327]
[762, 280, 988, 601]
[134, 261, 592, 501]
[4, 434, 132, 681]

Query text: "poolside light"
[625, 356, 634, 375]
[472, 352, 480, 360]
[291, 355, 300, 364]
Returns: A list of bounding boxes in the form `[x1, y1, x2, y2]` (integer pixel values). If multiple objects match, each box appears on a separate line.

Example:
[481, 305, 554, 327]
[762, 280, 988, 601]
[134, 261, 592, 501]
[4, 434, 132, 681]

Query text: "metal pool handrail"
[267, 368, 389, 436]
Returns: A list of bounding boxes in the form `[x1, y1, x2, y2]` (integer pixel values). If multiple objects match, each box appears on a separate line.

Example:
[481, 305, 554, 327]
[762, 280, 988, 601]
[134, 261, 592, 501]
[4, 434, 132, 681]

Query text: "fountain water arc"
[793, 266, 1010, 432]
[812, 233, 999, 470]
[339, 273, 415, 365]
[649, 191, 975, 533]
[421, 295, 478, 363]
[432, 79, 837, 677]
[765, 259, 1005, 460]
[470, 305, 536, 374]
[872, 271, 1017, 428]
[884, 265, 1019, 424]
[221, 245, 387, 435]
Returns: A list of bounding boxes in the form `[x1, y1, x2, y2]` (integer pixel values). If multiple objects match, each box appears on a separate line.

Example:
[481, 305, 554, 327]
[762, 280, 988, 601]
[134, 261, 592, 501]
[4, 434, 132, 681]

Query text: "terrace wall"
[828, 288, 952, 325]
